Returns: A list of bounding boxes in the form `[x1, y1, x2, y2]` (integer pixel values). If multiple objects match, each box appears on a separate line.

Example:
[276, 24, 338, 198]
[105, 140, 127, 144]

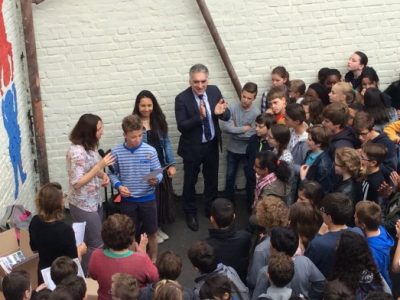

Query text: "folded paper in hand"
[142, 164, 173, 181]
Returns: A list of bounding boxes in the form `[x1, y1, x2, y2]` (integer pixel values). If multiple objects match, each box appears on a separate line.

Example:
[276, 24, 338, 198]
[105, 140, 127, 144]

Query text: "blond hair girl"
[333, 147, 364, 206]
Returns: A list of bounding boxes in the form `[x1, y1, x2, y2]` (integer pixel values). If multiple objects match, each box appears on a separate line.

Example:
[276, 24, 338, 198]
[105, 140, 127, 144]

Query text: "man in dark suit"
[175, 64, 230, 231]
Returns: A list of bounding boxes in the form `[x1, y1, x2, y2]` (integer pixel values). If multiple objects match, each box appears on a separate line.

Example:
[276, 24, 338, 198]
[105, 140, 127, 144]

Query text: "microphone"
[98, 149, 115, 173]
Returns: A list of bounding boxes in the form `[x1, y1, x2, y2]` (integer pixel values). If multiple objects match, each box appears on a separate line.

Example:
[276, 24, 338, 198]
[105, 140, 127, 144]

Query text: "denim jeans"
[224, 151, 248, 201]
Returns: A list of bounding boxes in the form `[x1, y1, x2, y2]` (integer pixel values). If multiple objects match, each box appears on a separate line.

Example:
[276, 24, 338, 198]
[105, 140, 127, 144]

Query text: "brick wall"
[0, 0, 37, 214]
[32, 0, 400, 196]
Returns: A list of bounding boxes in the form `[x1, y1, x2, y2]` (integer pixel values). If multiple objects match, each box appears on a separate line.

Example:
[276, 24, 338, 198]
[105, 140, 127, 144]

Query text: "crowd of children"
[3, 51, 400, 299]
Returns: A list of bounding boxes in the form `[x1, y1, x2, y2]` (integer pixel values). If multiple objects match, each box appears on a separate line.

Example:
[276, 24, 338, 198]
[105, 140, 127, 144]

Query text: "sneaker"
[157, 228, 169, 240]
[156, 233, 164, 244]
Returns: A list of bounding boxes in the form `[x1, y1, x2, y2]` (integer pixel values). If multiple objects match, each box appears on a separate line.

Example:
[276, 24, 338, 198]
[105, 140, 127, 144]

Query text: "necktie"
[199, 94, 212, 141]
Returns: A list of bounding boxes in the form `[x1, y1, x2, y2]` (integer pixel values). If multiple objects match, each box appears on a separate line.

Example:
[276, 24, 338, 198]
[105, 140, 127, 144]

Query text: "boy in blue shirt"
[355, 200, 394, 288]
[109, 114, 162, 261]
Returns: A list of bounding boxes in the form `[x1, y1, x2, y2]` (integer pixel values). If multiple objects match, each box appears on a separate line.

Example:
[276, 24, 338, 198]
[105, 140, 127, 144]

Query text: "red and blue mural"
[1, 0, 27, 199]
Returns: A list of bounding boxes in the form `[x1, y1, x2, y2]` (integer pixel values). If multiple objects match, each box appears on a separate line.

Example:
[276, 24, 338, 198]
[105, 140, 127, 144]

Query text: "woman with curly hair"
[330, 230, 388, 297]
[289, 201, 322, 255]
[133, 90, 176, 242]
[333, 147, 364, 207]
[247, 195, 289, 291]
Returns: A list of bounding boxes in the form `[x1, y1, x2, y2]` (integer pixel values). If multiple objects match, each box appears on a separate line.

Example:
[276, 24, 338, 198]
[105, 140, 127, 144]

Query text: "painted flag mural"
[1, 0, 27, 199]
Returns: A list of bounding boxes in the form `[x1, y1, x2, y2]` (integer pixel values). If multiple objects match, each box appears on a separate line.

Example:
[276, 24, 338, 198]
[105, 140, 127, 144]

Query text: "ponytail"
[256, 151, 291, 183]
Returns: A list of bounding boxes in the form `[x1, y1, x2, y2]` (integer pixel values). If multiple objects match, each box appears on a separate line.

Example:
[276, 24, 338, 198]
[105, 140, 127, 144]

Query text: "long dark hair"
[69, 114, 101, 151]
[364, 88, 389, 125]
[256, 150, 291, 183]
[330, 231, 382, 292]
[270, 124, 290, 159]
[133, 90, 168, 137]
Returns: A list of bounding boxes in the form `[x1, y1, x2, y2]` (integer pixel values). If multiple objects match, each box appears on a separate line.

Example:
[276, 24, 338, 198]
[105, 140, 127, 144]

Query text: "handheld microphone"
[98, 149, 115, 173]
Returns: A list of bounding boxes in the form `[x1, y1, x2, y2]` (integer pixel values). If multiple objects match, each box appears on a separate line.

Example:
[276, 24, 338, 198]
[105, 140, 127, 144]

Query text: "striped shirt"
[109, 142, 162, 202]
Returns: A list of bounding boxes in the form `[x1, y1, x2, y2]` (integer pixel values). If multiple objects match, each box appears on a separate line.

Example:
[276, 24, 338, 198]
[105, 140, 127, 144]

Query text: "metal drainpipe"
[196, 0, 242, 99]
[20, 0, 49, 184]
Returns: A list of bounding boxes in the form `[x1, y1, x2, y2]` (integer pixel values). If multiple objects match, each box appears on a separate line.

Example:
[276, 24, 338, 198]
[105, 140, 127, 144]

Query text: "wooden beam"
[20, 0, 49, 184]
[196, 0, 242, 99]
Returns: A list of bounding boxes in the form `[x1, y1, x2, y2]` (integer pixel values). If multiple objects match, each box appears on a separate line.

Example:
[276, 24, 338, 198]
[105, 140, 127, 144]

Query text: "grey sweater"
[251, 255, 326, 300]
[222, 102, 260, 154]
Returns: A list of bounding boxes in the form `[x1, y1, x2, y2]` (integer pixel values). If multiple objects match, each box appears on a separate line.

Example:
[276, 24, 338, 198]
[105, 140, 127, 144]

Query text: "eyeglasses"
[358, 130, 370, 136]
[192, 80, 207, 84]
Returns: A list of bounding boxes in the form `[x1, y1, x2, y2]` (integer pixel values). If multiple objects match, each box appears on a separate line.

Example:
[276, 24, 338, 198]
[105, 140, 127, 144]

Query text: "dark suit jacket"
[175, 85, 230, 161]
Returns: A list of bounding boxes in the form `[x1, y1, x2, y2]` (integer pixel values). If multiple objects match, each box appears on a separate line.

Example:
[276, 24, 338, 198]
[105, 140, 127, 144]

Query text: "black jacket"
[206, 224, 251, 283]
[305, 150, 333, 193]
[246, 134, 271, 171]
[385, 80, 400, 109]
[334, 178, 363, 205]
[328, 126, 360, 160]
[372, 132, 398, 179]
[175, 85, 230, 161]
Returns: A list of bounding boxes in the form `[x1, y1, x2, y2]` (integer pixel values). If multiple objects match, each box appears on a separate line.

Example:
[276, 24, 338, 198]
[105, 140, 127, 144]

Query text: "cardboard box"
[0, 228, 39, 300]
[0, 229, 99, 299]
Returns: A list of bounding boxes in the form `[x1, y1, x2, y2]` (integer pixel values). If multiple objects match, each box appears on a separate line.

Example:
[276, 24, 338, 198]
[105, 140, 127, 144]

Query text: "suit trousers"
[182, 139, 219, 215]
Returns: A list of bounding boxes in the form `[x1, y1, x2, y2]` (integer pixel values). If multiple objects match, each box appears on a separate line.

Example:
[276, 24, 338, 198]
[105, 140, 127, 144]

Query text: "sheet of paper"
[142, 164, 173, 181]
[143, 168, 163, 181]
[41, 258, 85, 291]
[72, 222, 86, 246]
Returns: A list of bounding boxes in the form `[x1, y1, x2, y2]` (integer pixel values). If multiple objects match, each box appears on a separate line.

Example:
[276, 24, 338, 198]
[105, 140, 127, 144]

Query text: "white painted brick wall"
[0, 0, 38, 215]
[31, 0, 400, 198]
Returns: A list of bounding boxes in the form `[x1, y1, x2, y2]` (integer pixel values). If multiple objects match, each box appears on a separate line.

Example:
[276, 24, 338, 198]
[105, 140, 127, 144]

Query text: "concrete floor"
[157, 190, 250, 288]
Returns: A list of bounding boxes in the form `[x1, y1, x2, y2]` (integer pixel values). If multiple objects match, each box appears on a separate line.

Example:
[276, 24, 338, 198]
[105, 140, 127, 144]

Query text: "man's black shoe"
[186, 214, 199, 231]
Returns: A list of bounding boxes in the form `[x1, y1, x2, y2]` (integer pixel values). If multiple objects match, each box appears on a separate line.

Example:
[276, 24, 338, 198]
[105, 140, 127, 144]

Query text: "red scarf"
[254, 172, 277, 205]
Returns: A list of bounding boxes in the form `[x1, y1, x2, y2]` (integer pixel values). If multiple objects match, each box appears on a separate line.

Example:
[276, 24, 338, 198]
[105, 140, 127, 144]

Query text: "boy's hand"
[299, 165, 309, 180]
[77, 242, 87, 256]
[390, 171, 400, 188]
[243, 125, 252, 133]
[378, 181, 393, 199]
[35, 283, 48, 293]
[167, 166, 176, 178]
[137, 233, 148, 253]
[118, 185, 131, 197]
[148, 177, 158, 186]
